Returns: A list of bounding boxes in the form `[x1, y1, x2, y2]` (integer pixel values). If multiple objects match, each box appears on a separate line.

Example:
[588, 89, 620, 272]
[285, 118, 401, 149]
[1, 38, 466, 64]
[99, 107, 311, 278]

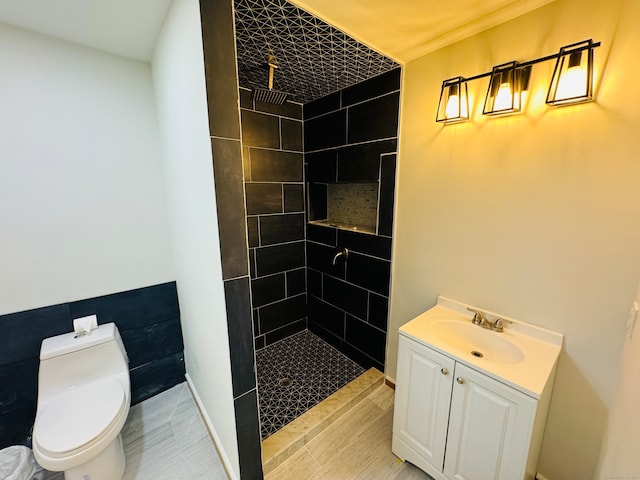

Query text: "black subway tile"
[347, 92, 400, 144]
[247, 217, 259, 247]
[340, 341, 384, 372]
[255, 99, 302, 119]
[239, 88, 253, 109]
[234, 390, 264, 480]
[368, 293, 389, 331]
[281, 118, 303, 151]
[307, 268, 322, 297]
[250, 149, 303, 182]
[342, 68, 401, 107]
[251, 273, 286, 307]
[305, 110, 346, 152]
[345, 315, 387, 366]
[264, 318, 306, 345]
[286, 268, 306, 297]
[308, 183, 327, 221]
[255, 241, 305, 277]
[210, 137, 249, 279]
[259, 214, 305, 245]
[304, 91, 341, 120]
[284, 184, 304, 212]
[378, 153, 396, 237]
[337, 230, 392, 260]
[224, 277, 256, 398]
[307, 242, 345, 279]
[337, 139, 397, 182]
[306, 149, 337, 183]
[241, 110, 280, 148]
[308, 319, 343, 351]
[308, 295, 345, 338]
[259, 294, 307, 333]
[245, 183, 282, 215]
[0, 357, 37, 416]
[346, 252, 391, 296]
[199, 0, 241, 140]
[307, 223, 337, 246]
[323, 276, 368, 320]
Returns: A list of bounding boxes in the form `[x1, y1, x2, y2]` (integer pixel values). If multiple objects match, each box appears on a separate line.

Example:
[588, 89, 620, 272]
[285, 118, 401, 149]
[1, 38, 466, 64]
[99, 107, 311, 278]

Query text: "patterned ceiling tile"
[234, 0, 399, 104]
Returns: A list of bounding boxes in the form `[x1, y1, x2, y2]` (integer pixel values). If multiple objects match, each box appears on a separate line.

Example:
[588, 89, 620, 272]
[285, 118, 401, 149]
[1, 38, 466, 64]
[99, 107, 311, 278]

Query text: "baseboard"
[185, 373, 238, 480]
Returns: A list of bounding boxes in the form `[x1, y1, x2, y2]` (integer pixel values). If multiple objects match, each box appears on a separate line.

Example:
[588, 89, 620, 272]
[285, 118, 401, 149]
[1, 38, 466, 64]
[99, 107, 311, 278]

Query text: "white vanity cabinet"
[392, 297, 562, 480]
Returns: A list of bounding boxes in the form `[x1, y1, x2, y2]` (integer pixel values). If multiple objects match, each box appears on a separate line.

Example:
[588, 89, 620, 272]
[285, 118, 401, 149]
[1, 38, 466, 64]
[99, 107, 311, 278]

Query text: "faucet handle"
[492, 318, 513, 332]
[466, 307, 485, 325]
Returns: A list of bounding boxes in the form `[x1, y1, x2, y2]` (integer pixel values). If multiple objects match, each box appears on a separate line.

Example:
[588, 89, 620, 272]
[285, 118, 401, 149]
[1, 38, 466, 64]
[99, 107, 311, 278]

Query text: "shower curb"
[261, 367, 384, 475]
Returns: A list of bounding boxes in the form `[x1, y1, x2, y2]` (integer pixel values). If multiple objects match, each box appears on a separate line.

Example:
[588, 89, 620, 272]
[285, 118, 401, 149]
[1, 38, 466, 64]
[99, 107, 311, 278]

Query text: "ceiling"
[0, 0, 555, 103]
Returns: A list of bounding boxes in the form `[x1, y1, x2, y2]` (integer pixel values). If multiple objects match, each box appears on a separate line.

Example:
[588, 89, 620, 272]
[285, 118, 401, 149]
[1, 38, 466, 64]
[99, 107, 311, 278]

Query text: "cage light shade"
[436, 77, 469, 123]
[547, 40, 595, 105]
[483, 61, 524, 115]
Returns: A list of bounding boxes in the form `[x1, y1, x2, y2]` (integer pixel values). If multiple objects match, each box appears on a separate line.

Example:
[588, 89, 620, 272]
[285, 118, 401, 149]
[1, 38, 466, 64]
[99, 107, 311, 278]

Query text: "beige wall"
[389, 0, 640, 478]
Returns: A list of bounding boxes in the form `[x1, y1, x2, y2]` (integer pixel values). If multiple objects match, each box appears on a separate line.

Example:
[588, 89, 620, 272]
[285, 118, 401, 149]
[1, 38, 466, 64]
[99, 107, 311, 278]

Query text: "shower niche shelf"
[307, 182, 378, 235]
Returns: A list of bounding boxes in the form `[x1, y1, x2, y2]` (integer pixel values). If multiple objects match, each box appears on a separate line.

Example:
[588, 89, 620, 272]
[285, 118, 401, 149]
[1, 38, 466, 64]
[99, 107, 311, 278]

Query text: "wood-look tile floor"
[121, 382, 227, 480]
[265, 384, 434, 480]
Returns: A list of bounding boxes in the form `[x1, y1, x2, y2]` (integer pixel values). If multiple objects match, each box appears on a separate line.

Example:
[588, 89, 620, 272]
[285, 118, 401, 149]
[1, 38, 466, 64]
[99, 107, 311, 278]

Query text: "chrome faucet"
[331, 247, 349, 266]
[466, 307, 512, 332]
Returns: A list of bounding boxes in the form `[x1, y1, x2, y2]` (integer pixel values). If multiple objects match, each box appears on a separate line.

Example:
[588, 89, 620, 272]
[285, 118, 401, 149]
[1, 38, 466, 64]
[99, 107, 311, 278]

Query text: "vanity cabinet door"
[393, 335, 455, 471]
[444, 363, 537, 480]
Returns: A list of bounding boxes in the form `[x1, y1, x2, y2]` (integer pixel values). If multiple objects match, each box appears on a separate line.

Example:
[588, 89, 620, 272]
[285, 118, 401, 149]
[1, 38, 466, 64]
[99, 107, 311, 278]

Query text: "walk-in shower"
[234, 0, 401, 445]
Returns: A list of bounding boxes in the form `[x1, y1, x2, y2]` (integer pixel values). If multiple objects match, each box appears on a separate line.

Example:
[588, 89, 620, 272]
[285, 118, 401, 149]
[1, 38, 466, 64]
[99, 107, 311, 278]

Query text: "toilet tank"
[38, 323, 130, 399]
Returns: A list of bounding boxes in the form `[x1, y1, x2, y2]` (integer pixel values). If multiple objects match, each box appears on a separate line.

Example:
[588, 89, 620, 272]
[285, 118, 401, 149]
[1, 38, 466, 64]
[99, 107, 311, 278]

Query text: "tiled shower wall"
[304, 68, 401, 372]
[239, 88, 307, 350]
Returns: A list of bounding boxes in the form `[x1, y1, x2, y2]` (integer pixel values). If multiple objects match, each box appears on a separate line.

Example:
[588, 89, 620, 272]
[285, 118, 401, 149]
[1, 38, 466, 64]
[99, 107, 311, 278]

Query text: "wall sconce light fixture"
[436, 76, 469, 123]
[436, 39, 599, 123]
[546, 39, 595, 105]
[483, 62, 532, 115]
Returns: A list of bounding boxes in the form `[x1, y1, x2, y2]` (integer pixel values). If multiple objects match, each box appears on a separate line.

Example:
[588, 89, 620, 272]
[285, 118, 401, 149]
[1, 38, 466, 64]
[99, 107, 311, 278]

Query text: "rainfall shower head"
[253, 60, 289, 105]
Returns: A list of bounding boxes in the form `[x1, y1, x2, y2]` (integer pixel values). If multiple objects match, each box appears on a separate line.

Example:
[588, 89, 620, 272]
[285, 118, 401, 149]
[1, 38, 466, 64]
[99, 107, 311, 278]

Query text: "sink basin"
[429, 320, 524, 364]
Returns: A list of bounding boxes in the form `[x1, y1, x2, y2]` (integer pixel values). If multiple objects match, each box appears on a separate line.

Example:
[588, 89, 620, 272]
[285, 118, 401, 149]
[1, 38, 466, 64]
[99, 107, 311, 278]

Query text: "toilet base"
[64, 434, 125, 480]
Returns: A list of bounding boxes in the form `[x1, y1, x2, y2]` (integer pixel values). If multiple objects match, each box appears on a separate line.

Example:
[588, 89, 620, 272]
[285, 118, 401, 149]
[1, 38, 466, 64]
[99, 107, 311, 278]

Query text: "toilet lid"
[35, 379, 125, 455]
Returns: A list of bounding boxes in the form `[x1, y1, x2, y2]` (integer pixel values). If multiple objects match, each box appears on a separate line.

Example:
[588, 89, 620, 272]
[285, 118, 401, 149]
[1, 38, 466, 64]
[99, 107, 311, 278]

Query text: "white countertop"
[399, 296, 563, 398]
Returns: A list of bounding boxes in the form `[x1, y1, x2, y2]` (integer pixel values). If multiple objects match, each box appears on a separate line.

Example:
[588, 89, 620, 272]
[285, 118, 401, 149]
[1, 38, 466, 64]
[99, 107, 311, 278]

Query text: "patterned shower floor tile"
[256, 329, 365, 439]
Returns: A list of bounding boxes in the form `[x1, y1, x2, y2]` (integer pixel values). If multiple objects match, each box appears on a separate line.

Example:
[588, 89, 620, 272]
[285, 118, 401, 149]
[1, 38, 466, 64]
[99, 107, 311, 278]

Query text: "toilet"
[32, 323, 130, 480]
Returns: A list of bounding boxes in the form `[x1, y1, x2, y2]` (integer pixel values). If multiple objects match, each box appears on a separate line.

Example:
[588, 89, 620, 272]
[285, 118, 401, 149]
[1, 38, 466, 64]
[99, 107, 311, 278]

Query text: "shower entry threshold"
[261, 367, 384, 474]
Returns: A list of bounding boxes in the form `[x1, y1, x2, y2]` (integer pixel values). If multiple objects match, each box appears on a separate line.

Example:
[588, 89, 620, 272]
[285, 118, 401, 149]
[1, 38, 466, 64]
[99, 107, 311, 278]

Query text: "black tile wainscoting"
[304, 67, 401, 372]
[0, 282, 184, 449]
[240, 87, 307, 350]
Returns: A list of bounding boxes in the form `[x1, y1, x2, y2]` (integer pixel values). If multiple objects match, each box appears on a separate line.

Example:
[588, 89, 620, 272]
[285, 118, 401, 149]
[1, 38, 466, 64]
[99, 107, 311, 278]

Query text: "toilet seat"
[34, 379, 126, 458]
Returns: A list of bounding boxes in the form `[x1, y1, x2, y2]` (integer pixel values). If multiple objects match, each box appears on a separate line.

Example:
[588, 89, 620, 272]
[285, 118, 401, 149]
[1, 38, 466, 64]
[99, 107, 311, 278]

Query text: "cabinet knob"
[456, 377, 465, 384]
[441, 368, 449, 376]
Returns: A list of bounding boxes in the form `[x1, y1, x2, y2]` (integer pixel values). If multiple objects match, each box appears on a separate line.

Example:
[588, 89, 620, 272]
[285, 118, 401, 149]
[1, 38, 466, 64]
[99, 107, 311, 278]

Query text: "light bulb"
[555, 64, 587, 101]
[445, 93, 460, 118]
[493, 82, 513, 111]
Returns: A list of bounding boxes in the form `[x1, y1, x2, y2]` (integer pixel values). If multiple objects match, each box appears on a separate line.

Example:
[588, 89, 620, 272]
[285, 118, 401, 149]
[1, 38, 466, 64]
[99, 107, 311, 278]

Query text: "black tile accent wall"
[211, 137, 249, 279]
[378, 153, 397, 237]
[201, 2, 261, 477]
[241, 91, 307, 350]
[225, 277, 256, 398]
[234, 390, 264, 480]
[347, 92, 400, 144]
[0, 282, 184, 449]
[304, 110, 347, 151]
[304, 68, 400, 372]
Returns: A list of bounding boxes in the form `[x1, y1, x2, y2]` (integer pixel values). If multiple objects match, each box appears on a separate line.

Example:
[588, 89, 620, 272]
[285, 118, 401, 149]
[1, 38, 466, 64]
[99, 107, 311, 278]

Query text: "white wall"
[151, 0, 239, 477]
[390, 0, 640, 478]
[0, 22, 174, 315]
[595, 281, 640, 479]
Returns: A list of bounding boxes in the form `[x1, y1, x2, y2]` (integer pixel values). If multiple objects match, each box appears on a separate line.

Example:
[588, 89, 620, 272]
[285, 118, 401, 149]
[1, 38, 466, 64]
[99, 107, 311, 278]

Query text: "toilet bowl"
[32, 323, 130, 480]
